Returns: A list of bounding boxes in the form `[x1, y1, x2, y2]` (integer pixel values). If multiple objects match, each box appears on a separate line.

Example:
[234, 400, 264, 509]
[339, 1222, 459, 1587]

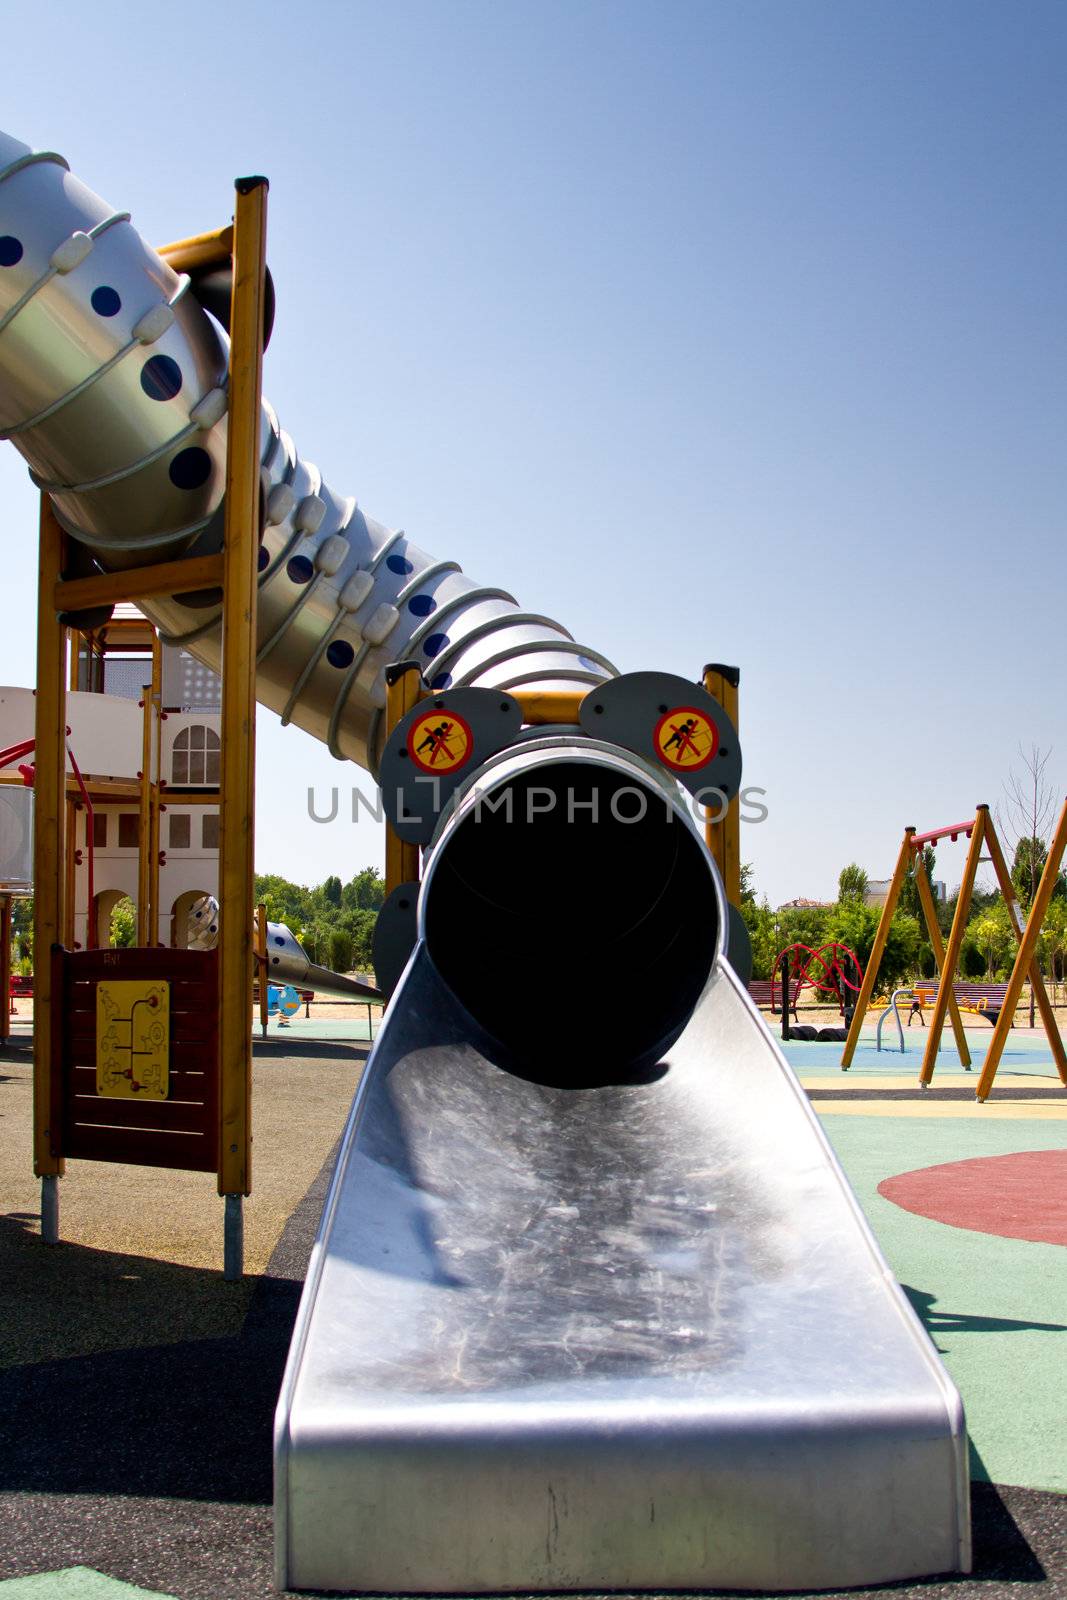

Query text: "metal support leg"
[41, 1175, 59, 1244]
[224, 1192, 244, 1280]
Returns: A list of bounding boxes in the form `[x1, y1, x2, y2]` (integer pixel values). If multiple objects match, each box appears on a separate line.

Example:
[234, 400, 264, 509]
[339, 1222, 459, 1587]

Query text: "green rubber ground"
[817, 1112, 1067, 1492]
[0, 1569, 177, 1598]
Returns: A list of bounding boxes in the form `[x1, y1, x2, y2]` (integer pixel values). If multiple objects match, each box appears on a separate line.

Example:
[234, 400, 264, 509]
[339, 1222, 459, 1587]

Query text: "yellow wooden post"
[841, 829, 913, 1070]
[913, 854, 971, 1069]
[0, 894, 11, 1046]
[982, 814, 1067, 1085]
[977, 798, 1067, 1100]
[511, 688, 585, 726]
[919, 810, 987, 1087]
[702, 664, 741, 906]
[148, 631, 162, 946]
[54, 553, 226, 612]
[33, 496, 68, 1234]
[384, 662, 425, 895]
[159, 223, 235, 273]
[217, 175, 269, 1279]
[256, 902, 269, 1039]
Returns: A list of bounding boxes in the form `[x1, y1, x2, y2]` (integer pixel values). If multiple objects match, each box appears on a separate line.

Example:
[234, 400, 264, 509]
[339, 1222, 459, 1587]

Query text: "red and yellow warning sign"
[407, 707, 474, 774]
[653, 706, 718, 772]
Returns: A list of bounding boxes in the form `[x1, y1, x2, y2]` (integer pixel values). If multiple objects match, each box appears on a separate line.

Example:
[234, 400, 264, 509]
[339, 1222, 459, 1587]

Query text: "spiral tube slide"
[0, 130, 615, 773]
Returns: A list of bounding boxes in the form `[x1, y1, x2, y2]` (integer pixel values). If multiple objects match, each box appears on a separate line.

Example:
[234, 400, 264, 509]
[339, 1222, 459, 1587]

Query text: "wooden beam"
[979, 805, 1067, 1097]
[158, 223, 234, 274]
[54, 554, 224, 612]
[384, 662, 424, 895]
[919, 808, 988, 1086]
[217, 176, 268, 1212]
[841, 829, 913, 1070]
[137, 678, 153, 945]
[158, 789, 221, 806]
[702, 664, 741, 907]
[913, 855, 971, 1068]
[511, 688, 585, 726]
[1, 776, 145, 805]
[148, 633, 163, 946]
[33, 498, 67, 1178]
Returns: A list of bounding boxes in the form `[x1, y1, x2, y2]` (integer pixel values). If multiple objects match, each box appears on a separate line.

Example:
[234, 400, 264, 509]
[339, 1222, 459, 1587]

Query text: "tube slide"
[1, 129, 970, 1595]
[188, 896, 379, 1001]
[0, 130, 613, 773]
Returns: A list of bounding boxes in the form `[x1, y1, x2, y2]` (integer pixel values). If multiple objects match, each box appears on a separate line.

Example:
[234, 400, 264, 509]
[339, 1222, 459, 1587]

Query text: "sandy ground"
[0, 1017, 364, 1305]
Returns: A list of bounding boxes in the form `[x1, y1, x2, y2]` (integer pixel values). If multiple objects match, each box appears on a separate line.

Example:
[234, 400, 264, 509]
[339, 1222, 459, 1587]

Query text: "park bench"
[908, 982, 1013, 1027]
[748, 979, 799, 1019]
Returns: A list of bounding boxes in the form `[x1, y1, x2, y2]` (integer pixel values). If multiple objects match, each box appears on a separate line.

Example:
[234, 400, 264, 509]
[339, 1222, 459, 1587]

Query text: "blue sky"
[0, 0, 1063, 905]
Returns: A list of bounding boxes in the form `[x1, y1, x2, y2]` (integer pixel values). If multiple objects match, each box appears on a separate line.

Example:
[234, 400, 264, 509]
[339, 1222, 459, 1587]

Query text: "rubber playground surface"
[0, 1013, 1064, 1599]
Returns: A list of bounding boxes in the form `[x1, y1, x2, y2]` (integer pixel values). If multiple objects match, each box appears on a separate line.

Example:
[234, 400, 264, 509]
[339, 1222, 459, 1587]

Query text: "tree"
[740, 897, 777, 979]
[837, 863, 869, 903]
[1010, 836, 1053, 908]
[777, 904, 832, 955]
[254, 873, 317, 929]
[739, 863, 756, 906]
[342, 908, 378, 972]
[298, 919, 331, 966]
[959, 938, 987, 979]
[10, 898, 32, 966]
[997, 743, 1059, 1021]
[1039, 899, 1067, 1001]
[328, 926, 354, 973]
[110, 897, 136, 948]
[254, 865, 383, 975]
[827, 901, 921, 993]
[342, 867, 385, 911]
[971, 909, 1011, 979]
[899, 845, 936, 922]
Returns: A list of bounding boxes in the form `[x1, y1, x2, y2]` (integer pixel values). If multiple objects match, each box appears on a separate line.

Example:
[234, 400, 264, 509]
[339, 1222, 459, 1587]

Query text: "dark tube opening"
[424, 760, 719, 1082]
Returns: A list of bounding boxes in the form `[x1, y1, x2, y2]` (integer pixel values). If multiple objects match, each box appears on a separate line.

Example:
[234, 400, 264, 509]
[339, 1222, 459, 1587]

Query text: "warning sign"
[96, 980, 170, 1099]
[653, 706, 719, 772]
[407, 708, 474, 775]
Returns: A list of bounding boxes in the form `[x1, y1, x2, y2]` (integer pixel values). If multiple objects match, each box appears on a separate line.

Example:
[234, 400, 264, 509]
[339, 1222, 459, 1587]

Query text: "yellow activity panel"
[96, 980, 170, 1099]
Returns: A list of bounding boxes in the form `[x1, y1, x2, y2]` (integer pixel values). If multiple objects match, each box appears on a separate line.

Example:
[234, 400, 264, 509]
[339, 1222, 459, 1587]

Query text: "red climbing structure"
[772, 940, 864, 1016]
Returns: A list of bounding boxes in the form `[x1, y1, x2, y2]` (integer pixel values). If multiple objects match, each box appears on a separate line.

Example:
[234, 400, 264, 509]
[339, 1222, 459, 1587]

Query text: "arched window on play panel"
[172, 725, 221, 787]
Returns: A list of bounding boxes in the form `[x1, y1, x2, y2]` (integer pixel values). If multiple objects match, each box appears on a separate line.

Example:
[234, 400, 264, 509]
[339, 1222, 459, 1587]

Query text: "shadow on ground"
[903, 1283, 1067, 1347]
[0, 1226, 298, 1504]
[0, 1168, 1062, 1598]
[0, 1130, 339, 1507]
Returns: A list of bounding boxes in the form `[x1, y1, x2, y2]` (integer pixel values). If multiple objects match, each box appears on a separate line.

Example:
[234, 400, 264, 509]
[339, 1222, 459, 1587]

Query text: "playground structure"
[842, 808, 1067, 1099]
[770, 938, 862, 1041]
[771, 940, 863, 1013]
[0, 130, 971, 1592]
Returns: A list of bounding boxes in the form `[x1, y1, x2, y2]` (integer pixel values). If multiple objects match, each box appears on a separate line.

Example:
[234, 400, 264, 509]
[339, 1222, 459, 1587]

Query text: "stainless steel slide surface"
[275, 953, 970, 1593]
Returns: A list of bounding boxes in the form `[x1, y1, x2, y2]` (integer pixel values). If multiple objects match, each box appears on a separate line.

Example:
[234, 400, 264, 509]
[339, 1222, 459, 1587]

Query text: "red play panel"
[878, 1150, 1067, 1246]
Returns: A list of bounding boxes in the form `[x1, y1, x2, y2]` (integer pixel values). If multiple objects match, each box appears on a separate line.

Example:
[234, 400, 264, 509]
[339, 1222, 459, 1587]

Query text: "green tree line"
[4, 865, 386, 979]
[254, 866, 385, 975]
[740, 843, 1067, 996]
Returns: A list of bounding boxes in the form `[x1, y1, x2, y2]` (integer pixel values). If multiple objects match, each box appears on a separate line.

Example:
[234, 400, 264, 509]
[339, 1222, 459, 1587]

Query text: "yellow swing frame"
[840, 805, 1067, 1097]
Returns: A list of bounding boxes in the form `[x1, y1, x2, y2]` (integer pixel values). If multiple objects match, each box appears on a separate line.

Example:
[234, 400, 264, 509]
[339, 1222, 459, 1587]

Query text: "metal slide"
[0, 130, 970, 1593]
[277, 959, 971, 1592]
[275, 737, 970, 1593]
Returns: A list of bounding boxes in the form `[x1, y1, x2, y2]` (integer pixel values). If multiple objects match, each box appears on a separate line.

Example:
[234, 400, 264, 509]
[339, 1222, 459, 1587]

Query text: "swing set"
[841, 802, 1067, 1099]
